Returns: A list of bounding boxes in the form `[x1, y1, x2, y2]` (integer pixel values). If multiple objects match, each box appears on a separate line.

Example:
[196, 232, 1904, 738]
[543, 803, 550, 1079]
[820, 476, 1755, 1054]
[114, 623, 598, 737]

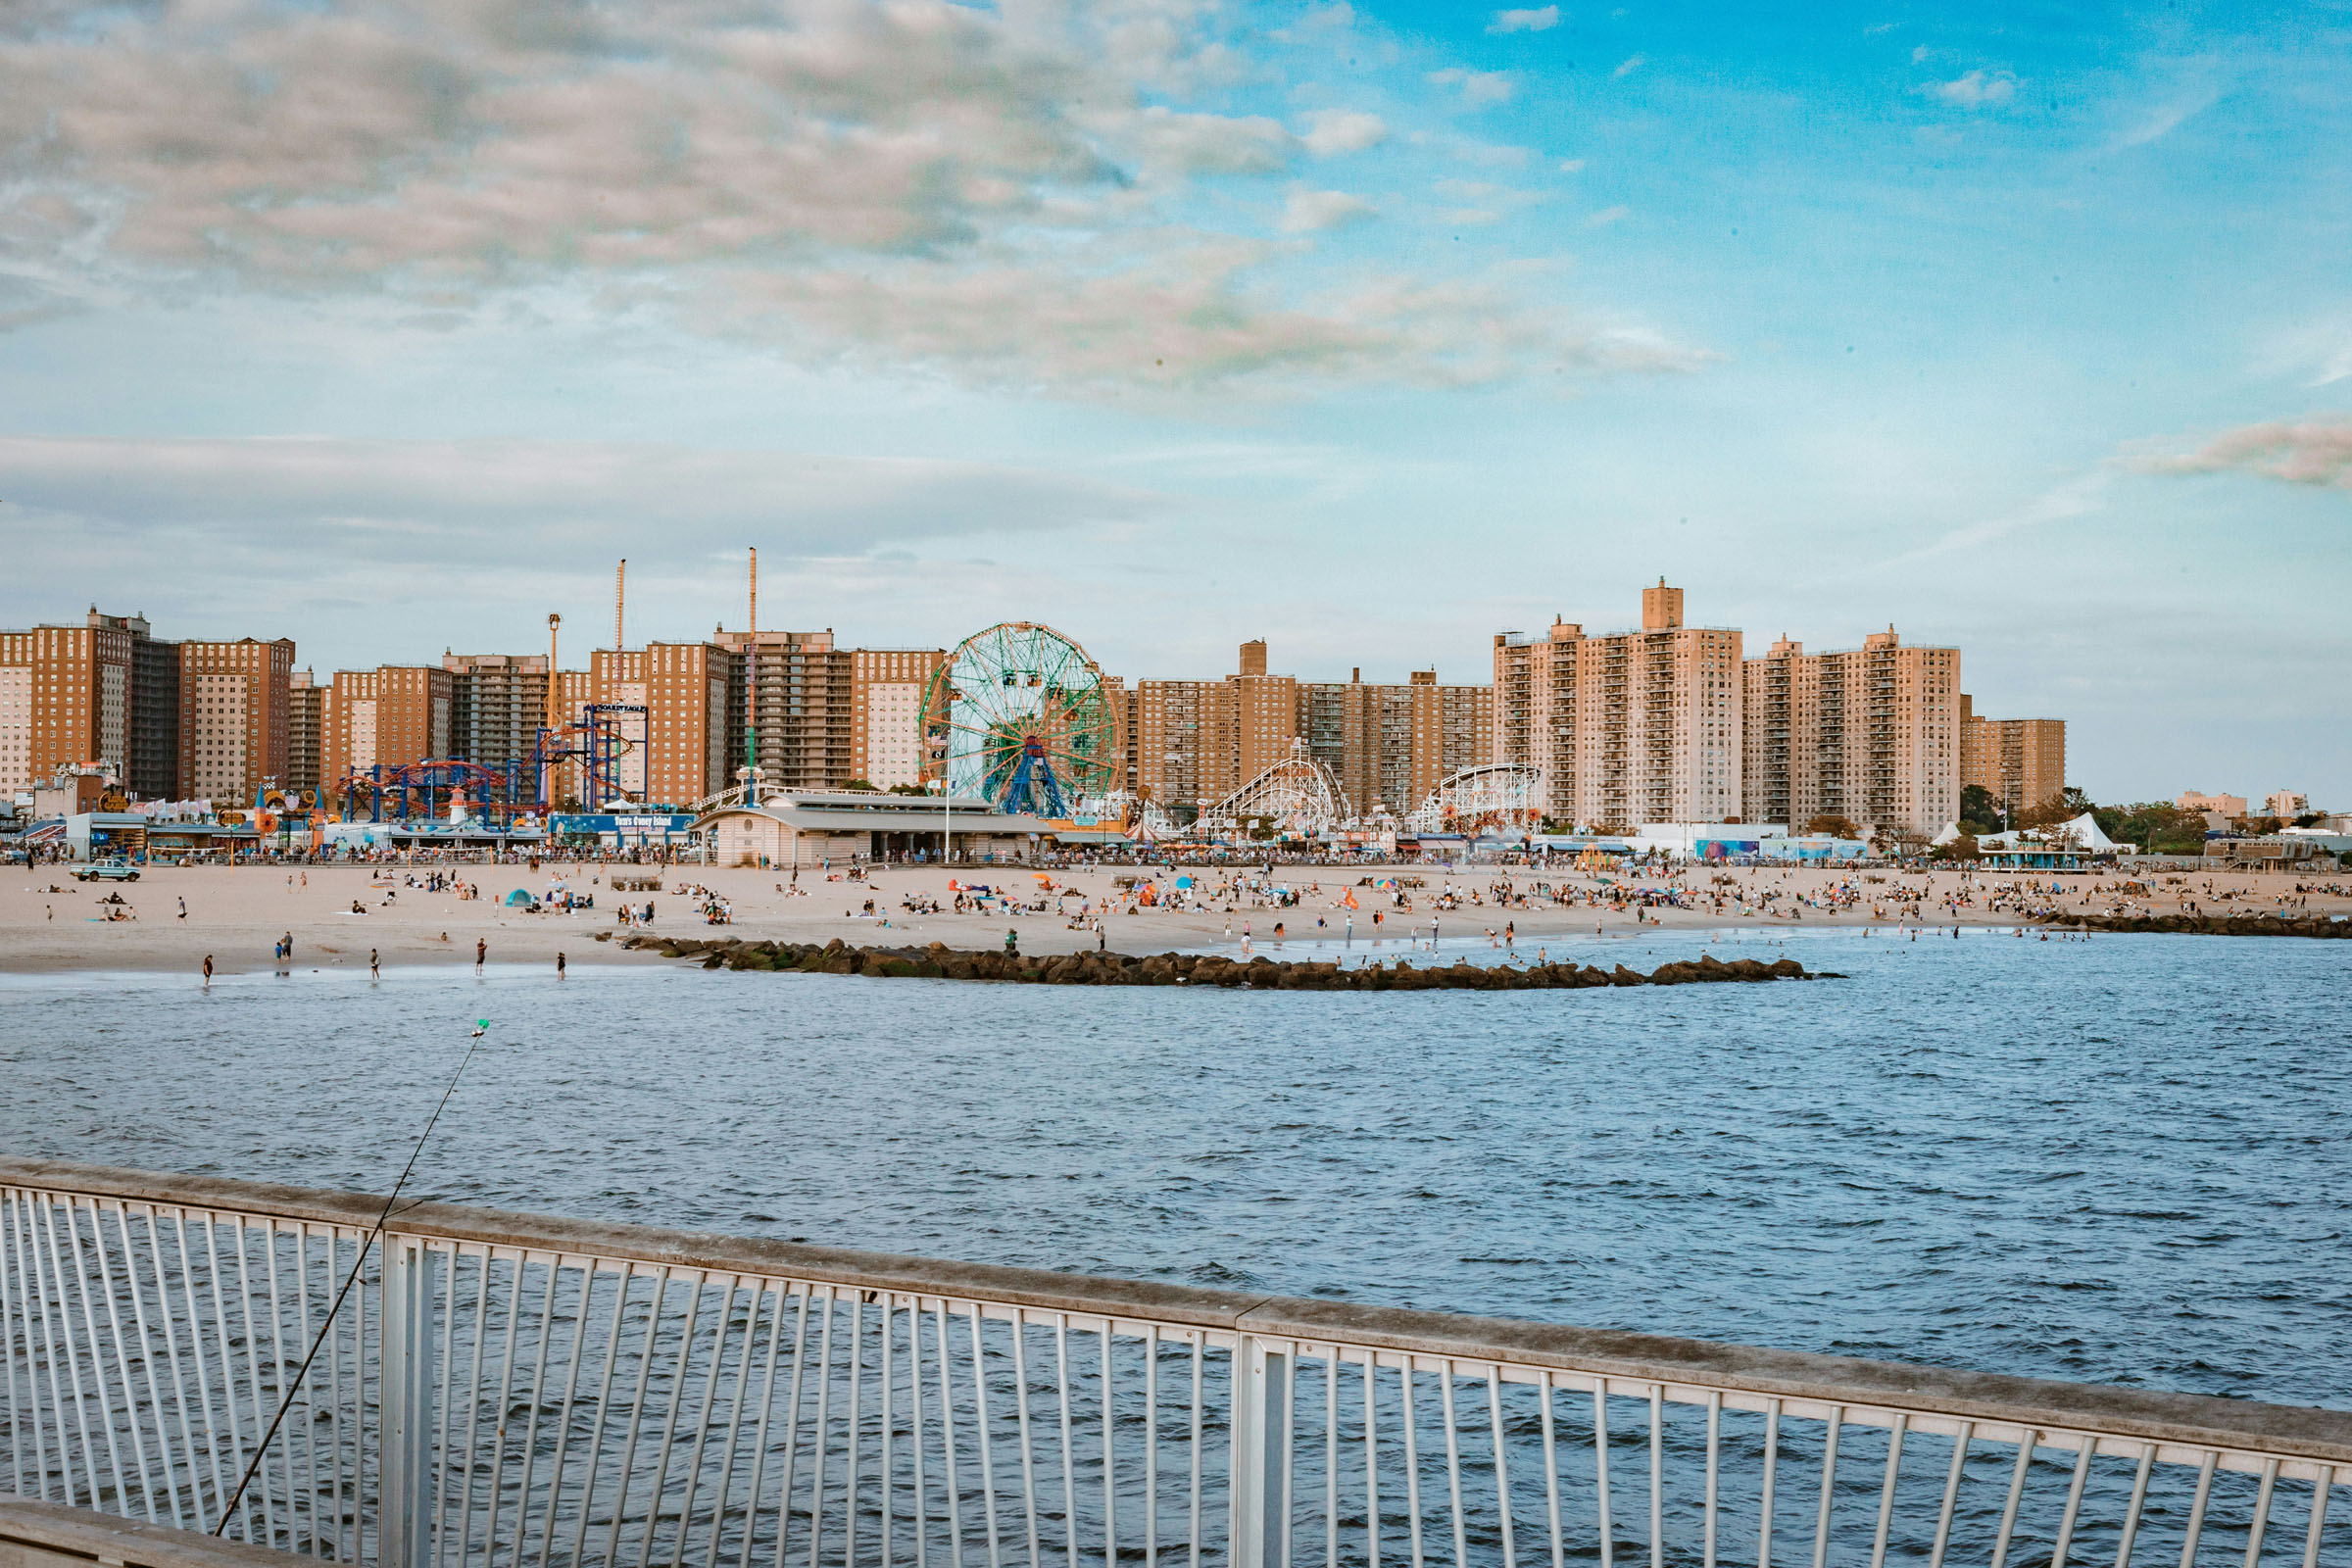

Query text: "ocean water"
[2, 927, 2346, 1408]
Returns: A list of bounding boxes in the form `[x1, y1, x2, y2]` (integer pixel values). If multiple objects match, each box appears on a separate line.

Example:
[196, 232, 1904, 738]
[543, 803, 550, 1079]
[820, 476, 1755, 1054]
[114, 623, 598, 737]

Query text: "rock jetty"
[2042, 912, 2350, 939]
[609, 934, 1826, 989]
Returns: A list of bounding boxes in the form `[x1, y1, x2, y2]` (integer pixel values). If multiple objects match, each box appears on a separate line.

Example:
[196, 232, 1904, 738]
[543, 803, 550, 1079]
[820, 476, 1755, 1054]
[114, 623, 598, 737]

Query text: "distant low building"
[2205, 836, 2332, 872]
[693, 790, 1038, 866]
[2266, 789, 2311, 819]
[2177, 790, 2246, 817]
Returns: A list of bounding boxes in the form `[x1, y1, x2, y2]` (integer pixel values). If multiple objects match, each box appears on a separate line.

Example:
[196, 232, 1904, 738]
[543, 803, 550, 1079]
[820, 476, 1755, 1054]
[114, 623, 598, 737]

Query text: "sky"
[3, 0, 2348, 805]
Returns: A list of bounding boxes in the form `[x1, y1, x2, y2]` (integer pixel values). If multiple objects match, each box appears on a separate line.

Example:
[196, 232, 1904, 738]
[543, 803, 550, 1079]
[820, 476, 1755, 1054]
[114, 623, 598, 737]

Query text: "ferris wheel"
[926, 622, 1119, 817]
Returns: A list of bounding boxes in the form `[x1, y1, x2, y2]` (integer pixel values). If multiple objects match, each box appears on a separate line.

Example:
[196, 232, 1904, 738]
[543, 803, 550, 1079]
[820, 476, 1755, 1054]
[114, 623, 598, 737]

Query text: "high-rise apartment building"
[850, 648, 945, 790]
[1745, 630, 1960, 838]
[1298, 667, 1492, 818]
[3, 612, 290, 803]
[443, 653, 550, 777]
[322, 665, 454, 793]
[0, 614, 134, 793]
[1493, 583, 1743, 831]
[1128, 646, 1494, 818]
[1132, 679, 1216, 808]
[1131, 643, 1302, 808]
[587, 642, 737, 807]
[285, 670, 324, 799]
[586, 650, 650, 802]
[0, 652, 27, 794]
[713, 629, 852, 792]
[1407, 670, 1493, 807]
[119, 614, 182, 801]
[1958, 699, 2064, 821]
[1225, 643, 1300, 793]
[179, 638, 296, 804]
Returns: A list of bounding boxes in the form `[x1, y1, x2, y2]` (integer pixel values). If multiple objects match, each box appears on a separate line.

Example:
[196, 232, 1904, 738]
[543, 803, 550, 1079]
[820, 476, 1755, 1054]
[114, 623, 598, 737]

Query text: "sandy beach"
[4, 858, 2346, 977]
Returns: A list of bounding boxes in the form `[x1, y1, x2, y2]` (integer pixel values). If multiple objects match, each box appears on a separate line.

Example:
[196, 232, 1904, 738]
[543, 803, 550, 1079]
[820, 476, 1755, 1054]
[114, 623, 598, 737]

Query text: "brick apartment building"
[1492, 583, 1743, 832]
[1744, 629, 1961, 839]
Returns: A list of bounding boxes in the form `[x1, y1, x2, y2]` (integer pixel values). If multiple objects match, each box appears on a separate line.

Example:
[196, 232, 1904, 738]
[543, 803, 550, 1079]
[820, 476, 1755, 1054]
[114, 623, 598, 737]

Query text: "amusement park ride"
[923, 621, 1544, 843]
[924, 622, 1121, 819]
[331, 703, 648, 824]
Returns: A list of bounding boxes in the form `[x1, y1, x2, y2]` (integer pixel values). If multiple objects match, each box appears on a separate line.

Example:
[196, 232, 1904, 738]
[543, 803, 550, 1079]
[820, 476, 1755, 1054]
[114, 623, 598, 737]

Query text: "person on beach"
[475, 938, 486, 971]
[557, 952, 566, 979]
[177, 897, 187, 921]
[1004, 927, 1019, 957]
[370, 948, 380, 978]
[202, 955, 213, 988]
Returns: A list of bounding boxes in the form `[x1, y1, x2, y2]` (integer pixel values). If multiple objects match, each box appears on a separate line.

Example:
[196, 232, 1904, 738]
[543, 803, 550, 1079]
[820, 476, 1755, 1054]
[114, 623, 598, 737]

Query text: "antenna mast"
[614, 559, 625, 651]
[545, 612, 561, 807]
[745, 548, 758, 802]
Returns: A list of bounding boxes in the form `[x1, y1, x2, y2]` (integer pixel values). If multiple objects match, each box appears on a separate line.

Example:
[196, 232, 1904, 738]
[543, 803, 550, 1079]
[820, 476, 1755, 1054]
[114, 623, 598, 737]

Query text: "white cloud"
[1112, 106, 1297, 174]
[2134, 416, 2352, 492]
[2252, 313, 2352, 388]
[2109, 83, 2223, 150]
[1586, 205, 1629, 227]
[1418, 135, 1534, 169]
[2318, 337, 2352, 388]
[1923, 70, 2018, 108]
[697, 245, 1705, 392]
[1280, 188, 1377, 233]
[1298, 109, 1390, 156]
[1428, 68, 1516, 106]
[1612, 54, 1645, 78]
[0, 0, 1681, 395]
[1431, 179, 1546, 228]
[1291, 4, 1357, 33]
[0, 436, 1164, 542]
[1488, 7, 1561, 34]
[1557, 158, 1588, 173]
[1891, 470, 2112, 564]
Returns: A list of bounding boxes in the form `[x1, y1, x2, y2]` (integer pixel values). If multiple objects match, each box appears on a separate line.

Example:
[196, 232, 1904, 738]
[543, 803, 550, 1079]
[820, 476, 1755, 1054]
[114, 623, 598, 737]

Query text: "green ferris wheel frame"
[924, 622, 1118, 817]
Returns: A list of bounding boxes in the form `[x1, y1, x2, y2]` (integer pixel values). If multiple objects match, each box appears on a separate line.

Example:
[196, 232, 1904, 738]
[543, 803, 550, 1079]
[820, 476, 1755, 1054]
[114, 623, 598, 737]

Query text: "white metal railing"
[4, 1158, 2347, 1568]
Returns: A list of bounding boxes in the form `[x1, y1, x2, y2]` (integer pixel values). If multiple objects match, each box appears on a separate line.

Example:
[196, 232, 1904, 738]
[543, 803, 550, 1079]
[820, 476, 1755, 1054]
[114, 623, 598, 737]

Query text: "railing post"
[378, 1235, 437, 1568]
[1229, 1336, 1286, 1568]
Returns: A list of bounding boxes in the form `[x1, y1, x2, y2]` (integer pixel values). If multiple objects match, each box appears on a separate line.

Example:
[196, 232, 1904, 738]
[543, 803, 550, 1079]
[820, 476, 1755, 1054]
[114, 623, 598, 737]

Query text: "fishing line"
[212, 1017, 494, 1536]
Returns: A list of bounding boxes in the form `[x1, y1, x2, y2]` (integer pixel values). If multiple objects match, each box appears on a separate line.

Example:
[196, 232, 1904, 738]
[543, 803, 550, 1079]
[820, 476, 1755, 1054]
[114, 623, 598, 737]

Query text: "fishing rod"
[212, 1016, 494, 1537]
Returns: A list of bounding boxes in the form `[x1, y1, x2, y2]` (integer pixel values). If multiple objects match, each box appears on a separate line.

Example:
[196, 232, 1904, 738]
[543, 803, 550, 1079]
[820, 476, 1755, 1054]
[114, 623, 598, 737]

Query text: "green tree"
[2091, 802, 2207, 855]
[1805, 813, 1861, 839]
[1960, 783, 2003, 835]
[2016, 793, 2081, 831]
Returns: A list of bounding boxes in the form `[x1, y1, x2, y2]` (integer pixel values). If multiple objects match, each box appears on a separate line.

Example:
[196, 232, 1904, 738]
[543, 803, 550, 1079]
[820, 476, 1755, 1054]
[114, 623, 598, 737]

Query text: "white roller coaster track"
[1403, 762, 1545, 835]
[1073, 790, 1180, 842]
[1197, 741, 1352, 838]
